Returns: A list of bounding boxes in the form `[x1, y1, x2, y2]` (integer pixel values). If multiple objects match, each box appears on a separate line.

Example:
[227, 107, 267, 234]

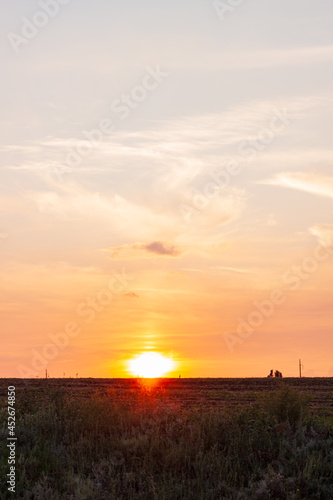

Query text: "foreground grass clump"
[1, 383, 333, 499]
[261, 384, 312, 428]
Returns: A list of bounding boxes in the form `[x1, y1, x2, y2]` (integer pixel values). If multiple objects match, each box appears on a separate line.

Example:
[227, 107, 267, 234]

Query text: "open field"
[1, 378, 333, 499]
[1, 377, 332, 417]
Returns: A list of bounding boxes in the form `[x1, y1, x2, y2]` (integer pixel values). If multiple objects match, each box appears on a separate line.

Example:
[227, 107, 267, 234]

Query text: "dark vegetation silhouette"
[1, 378, 332, 499]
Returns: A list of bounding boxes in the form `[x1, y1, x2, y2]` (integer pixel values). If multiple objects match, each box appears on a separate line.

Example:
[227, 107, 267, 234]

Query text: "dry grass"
[1, 379, 333, 499]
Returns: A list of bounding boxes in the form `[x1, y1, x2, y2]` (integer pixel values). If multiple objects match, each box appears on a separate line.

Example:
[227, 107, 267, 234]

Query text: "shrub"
[262, 384, 311, 427]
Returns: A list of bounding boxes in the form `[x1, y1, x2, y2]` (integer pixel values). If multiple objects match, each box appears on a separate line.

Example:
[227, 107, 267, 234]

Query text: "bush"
[262, 384, 311, 427]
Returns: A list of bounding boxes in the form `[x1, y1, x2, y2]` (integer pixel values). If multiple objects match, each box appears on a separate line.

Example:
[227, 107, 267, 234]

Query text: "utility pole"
[299, 359, 302, 378]
[45, 368, 48, 379]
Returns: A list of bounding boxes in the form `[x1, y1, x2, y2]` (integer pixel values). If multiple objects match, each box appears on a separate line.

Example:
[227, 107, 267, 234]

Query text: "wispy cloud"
[2, 95, 323, 180]
[143, 241, 181, 256]
[109, 241, 182, 259]
[309, 224, 333, 247]
[262, 172, 333, 198]
[115, 43, 333, 72]
[123, 292, 139, 298]
[212, 266, 253, 274]
[198, 45, 333, 71]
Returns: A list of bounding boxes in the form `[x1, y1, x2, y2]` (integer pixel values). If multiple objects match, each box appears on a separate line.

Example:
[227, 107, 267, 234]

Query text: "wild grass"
[1, 382, 333, 499]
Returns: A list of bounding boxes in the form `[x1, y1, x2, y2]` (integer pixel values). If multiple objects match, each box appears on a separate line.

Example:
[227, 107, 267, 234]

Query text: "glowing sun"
[128, 352, 175, 378]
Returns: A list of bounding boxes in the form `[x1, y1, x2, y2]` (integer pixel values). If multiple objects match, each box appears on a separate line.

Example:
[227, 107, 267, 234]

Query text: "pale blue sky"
[1, 1, 333, 139]
[1, 0, 333, 253]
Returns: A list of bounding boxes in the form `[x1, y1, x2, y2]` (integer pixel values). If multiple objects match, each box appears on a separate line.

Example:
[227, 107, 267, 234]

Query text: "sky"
[1, 0, 333, 378]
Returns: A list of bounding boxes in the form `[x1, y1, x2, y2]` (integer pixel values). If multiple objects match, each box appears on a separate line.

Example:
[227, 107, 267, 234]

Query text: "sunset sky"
[1, 0, 333, 378]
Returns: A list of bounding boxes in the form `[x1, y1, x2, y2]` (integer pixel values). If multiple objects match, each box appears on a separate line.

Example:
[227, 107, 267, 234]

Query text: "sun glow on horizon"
[128, 352, 175, 378]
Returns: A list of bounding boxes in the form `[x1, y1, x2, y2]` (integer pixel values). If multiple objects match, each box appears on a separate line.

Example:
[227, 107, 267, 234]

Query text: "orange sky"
[1, 1, 333, 378]
[2, 233, 333, 378]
